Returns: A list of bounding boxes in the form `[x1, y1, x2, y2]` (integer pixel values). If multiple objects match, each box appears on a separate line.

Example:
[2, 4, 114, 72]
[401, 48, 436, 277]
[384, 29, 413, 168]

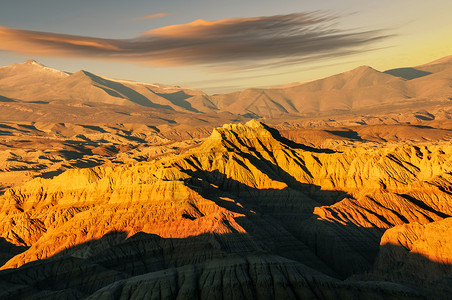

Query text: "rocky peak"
[2, 59, 70, 78]
[204, 120, 277, 154]
[23, 59, 44, 67]
[210, 119, 268, 138]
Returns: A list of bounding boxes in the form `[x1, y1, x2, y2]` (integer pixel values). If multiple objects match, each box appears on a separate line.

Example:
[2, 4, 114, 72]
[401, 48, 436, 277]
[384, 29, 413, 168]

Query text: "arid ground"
[0, 56, 451, 299]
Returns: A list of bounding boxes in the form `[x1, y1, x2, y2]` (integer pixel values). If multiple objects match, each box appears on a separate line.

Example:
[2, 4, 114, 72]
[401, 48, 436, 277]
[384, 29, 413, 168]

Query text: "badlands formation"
[0, 120, 450, 299]
[0, 56, 451, 299]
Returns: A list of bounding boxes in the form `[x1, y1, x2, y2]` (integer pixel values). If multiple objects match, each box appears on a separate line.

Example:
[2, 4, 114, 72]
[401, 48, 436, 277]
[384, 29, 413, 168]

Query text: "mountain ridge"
[0, 120, 450, 298]
[1, 56, 452, 119]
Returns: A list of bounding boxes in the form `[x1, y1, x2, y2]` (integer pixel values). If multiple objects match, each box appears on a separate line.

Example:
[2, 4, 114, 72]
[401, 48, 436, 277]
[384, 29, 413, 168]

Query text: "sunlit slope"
[0, 120, 450, 278]
[212, 57, 452, 117]
[0, 60, 211, 112]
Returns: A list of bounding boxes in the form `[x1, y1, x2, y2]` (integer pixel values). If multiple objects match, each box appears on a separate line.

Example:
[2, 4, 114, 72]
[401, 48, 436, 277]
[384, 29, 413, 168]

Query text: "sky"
[0, 0, 451, 94]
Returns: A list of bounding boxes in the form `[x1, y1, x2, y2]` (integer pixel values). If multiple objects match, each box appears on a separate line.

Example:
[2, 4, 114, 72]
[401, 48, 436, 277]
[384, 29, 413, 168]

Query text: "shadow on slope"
[182, 169, 385, 279]
[367, 242, 452, 298]
[262, 123, 336, 153]
[0, 238, 28, 267]
[82, 71, 173, 110]
[0, 229, 313, 298]
[384, 68, 432, 80]
[154, 90, 200, 113]
[0, 96, 15, 103]
[326, 129, 363, 141]
[0, 231, 129, 299]
[0, 228, 447, 299]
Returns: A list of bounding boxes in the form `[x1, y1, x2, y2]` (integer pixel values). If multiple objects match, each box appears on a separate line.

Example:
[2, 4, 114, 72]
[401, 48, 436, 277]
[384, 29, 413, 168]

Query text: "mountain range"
[1, 56, 452, 120]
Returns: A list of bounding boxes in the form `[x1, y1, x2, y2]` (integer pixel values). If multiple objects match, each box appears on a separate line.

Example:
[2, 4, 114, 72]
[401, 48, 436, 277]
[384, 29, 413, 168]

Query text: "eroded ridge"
[0, 120, 451, 299]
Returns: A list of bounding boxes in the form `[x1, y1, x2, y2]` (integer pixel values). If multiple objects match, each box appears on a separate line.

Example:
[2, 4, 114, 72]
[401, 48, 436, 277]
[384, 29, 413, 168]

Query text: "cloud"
[132, 13, 171, 21]
[0, 12, 390, 70]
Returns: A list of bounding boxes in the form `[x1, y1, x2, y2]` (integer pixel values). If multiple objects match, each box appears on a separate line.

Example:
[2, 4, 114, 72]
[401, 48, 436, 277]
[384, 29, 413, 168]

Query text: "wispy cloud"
[0, 12, 390, 70]
[132, 13, 171, 22]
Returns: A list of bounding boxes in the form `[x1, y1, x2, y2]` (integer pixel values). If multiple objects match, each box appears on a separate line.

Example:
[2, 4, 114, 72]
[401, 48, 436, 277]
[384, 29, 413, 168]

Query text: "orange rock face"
[376, 218, 452, 277]
[0, 120, 451, 298]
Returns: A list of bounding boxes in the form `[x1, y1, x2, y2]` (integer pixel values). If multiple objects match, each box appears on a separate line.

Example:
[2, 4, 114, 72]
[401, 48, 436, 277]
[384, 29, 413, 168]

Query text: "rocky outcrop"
[0, 120, 451, 298]
[375, 217, 452, 280]
[352, 217, 452, 298]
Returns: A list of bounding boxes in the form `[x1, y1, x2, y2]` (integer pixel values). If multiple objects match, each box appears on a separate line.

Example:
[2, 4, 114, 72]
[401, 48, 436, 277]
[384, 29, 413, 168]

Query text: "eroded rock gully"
[0, 120, 451, 299]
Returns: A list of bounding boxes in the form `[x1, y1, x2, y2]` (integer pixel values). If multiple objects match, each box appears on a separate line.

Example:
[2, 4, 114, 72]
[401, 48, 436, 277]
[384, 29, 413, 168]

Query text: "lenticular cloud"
[0, 12, 388, 69]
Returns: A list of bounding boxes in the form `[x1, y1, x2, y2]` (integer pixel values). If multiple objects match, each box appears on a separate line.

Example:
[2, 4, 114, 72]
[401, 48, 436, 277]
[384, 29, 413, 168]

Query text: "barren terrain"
[0, 57, 451, 299]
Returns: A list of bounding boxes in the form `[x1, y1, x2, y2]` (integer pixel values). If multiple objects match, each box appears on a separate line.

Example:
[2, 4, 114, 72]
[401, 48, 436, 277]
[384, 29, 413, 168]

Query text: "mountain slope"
[211, 58, 452, 118]
[2, 56, 452, 119]
[0, 60, 213, 112]
[0, 59, 69, 100]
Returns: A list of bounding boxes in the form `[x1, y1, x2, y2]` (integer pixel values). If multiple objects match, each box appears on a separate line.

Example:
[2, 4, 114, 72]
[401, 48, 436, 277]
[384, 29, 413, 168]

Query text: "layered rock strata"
[0, 120, 451, 298]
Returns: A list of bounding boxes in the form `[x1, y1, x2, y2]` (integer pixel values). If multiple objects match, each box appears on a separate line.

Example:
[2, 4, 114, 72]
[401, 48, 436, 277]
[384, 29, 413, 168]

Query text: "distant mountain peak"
[24, 59, 44, 66]
[22, 59, 56, 70]
[345, 65, 379, 75]
[12, 59, 70, 77]
[71, 69, 94, 77]
[354, 65, 373, 70]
